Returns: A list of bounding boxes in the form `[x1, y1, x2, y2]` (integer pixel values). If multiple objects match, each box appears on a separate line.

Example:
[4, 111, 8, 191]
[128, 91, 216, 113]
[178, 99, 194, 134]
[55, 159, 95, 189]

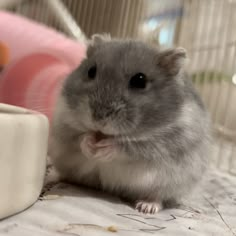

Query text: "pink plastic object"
[0, 11, 86, 120]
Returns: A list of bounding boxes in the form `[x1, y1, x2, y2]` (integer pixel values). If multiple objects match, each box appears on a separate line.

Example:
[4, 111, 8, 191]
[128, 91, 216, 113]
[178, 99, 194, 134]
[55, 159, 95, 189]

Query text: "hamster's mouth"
[88, 131, 115, 148]
[94, 131, 110, 142]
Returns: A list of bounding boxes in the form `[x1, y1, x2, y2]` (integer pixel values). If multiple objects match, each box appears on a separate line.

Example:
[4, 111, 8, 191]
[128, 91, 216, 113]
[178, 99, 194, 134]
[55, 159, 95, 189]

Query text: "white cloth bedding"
[0, 168, 235, 236]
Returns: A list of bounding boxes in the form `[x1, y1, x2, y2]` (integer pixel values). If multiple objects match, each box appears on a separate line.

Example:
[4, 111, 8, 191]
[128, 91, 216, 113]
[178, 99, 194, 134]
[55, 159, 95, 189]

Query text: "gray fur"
[50, 35, 211, 208]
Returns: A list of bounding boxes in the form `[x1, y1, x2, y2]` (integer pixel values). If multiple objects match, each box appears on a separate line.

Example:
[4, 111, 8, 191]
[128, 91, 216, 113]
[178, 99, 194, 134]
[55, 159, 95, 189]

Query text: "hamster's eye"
[88, 65, 97, 79]
[129, 73, 147, 89]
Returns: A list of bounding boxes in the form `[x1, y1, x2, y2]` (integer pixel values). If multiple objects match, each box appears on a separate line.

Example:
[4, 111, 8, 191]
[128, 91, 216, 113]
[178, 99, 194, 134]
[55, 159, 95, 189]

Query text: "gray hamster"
[50, 34, 211, 214]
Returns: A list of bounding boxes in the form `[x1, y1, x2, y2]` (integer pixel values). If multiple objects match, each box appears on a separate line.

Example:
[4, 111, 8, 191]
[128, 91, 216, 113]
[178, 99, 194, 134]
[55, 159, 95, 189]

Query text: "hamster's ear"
[87, 33, 111, 57]
[91, 33, 111, 45]
[156, 47, 187, 76]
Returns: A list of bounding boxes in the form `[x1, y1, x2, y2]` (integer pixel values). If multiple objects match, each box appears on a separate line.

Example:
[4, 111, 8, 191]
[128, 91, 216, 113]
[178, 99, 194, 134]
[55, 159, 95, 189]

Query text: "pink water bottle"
[0, 11, 86, 121]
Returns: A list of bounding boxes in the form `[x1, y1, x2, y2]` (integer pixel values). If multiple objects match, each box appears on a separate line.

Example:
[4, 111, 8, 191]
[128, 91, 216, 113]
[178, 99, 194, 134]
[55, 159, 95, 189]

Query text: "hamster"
[50, 34, 211, 214]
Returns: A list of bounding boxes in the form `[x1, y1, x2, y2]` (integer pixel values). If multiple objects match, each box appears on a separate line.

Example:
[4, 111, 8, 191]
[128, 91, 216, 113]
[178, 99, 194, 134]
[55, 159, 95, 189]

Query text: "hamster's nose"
[92, 104, 114, 121]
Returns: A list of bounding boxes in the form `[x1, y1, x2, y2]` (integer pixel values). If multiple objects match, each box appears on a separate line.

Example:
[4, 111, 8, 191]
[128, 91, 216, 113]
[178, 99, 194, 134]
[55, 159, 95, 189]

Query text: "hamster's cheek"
[75, 97, 96, 130]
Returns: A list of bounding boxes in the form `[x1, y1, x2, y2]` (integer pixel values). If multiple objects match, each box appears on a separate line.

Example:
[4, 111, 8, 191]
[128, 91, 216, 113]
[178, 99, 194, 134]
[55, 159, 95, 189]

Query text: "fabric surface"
[0, 167, 235, 236]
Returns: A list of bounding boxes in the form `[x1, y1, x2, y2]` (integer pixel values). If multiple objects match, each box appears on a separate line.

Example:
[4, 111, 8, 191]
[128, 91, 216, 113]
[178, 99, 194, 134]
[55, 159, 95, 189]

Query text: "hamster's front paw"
[135, 201, 162, 214]
[80, 133, 116, 162]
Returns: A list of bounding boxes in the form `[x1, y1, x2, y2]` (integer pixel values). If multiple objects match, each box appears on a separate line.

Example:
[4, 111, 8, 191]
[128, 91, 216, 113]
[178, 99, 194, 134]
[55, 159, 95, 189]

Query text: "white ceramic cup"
[0, 103, 49, 219]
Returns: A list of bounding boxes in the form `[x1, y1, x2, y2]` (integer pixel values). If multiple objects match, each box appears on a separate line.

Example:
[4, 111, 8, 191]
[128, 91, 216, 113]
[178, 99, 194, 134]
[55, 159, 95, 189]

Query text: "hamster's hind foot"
[135, 201, 162, 214]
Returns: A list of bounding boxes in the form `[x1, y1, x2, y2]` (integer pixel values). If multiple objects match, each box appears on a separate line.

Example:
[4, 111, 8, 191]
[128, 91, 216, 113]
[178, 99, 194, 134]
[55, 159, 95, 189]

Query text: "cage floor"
[0, 168, 236, 236]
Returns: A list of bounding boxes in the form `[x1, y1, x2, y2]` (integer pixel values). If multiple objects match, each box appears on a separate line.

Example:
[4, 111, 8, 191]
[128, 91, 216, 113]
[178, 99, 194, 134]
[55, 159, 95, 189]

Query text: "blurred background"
[0, 0, 236, 174]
